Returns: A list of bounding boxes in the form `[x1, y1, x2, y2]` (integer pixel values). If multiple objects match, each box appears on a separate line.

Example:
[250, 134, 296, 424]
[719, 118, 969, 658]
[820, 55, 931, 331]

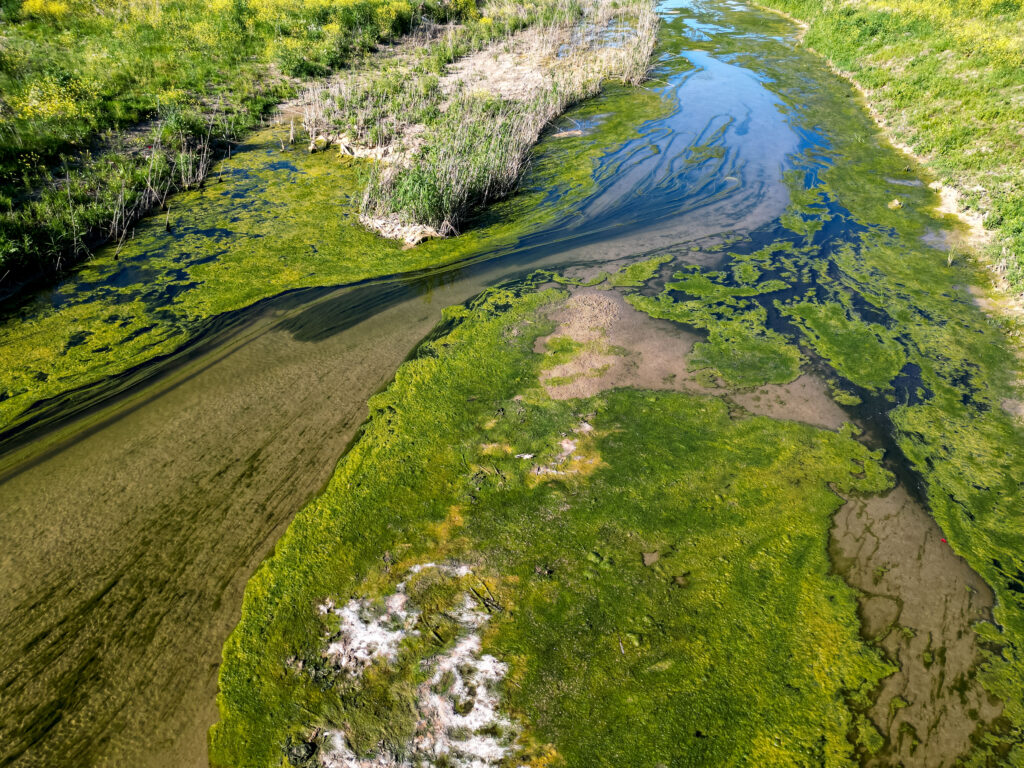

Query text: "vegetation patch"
[755, 0, 1024, 293]
[0, 0, 479, 295]
[781, 300, 906, 391]
[212, 281, 898, 767]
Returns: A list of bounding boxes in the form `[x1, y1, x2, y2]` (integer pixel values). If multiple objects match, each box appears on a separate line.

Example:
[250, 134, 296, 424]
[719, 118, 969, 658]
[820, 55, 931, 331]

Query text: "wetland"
[1, 0, 1023, 766]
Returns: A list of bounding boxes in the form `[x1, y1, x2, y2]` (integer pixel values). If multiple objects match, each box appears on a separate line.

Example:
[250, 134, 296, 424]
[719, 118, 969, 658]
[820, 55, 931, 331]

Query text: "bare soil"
[536, 287, 849, 431]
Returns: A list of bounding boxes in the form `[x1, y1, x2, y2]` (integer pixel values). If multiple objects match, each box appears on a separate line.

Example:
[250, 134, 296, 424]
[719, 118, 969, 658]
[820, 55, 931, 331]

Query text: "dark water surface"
[0, 2, 992, 766]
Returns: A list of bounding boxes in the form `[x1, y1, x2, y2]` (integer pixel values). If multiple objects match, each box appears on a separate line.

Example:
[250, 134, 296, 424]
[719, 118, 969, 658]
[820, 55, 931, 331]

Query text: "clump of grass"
[363, 91, 554, 233]
[355, 0, 658, 237]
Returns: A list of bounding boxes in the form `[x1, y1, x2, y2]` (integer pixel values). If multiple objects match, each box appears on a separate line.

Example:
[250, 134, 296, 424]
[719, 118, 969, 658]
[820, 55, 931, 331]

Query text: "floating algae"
[211, 283, 899, 766]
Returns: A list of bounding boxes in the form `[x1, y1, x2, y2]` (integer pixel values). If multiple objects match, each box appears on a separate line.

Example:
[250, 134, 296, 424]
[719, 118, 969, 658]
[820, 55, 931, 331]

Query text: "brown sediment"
[831, 486, 1002, 766]
[537, 287, 852, 431]
[730, 375, 850, 431]
[534, 288, 706, 400]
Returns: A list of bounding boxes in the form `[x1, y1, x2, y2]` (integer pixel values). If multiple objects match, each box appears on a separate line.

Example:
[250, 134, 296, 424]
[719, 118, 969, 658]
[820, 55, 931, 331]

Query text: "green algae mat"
[210, 283, 898, 766]
[0, 86, 668, 436]
[209, 1, 1024, 765]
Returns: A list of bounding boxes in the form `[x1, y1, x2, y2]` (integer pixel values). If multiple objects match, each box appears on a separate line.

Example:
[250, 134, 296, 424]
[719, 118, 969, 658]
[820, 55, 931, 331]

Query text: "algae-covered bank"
[213, 1, 1024, 766]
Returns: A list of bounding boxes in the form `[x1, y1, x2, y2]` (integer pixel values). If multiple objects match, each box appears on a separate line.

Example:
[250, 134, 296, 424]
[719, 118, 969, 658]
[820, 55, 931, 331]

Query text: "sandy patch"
[732, 375, 849, 431]
[967, 282, 1024, 323]
[536, 288, 704, 399]
[537, 287, 852, 431]
[1002, 397, 1024, 422]
[831, 487, 1001, 766]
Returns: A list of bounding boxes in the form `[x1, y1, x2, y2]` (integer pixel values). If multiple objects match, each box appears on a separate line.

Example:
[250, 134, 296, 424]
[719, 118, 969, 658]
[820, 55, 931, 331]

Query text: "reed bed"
[299, 0, 658, 242]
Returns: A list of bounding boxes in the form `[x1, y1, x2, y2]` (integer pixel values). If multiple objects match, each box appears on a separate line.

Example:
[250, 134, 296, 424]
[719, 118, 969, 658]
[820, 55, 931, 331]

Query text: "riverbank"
[0, 0, 520, 302]
[753, 0, 1024, 304]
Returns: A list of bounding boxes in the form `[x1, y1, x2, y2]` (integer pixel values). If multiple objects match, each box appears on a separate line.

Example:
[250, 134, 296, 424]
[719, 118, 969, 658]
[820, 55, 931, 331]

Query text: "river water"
[0, 1, 1006, 766]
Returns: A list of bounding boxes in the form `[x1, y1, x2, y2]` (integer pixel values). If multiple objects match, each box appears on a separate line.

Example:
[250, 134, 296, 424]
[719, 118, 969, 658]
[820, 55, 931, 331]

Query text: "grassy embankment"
[299, 0, 658, 240]
[755, 0, 1024, 294]
[0, 0, 477, 298]
[210, 274, 896, 767]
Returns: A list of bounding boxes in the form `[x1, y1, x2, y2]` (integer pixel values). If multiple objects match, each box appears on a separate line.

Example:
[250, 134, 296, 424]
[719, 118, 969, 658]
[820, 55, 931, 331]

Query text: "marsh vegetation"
[2, 1, 1024, 767]
[0, 0, 480, 295]
[298, 0, 658, 241]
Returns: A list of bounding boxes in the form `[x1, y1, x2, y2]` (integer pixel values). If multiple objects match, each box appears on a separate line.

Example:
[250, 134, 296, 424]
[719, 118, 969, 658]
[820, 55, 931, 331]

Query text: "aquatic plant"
[210, 281, 896, 767]
[357, 0, 659, 236]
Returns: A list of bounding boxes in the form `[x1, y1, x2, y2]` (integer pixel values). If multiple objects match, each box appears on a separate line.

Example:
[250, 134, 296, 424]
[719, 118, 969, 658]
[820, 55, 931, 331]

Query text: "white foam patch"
[531, 421, 598, 477]
[318, 565, 520, 768]
[407, 562, 473, 578]
[325, 592, 418, 676]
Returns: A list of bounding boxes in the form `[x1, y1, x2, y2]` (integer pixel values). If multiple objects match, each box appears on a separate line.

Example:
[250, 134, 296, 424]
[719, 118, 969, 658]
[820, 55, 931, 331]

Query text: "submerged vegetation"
[757, 0, 1024, 293]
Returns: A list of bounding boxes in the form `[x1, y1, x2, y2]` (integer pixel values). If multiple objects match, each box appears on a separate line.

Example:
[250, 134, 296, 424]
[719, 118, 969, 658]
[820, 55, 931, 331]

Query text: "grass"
[0, 0, 477, 298]
[210, 280, 896, 767]
[755, 0, 1024, 293]
[341, 0, 659, 235]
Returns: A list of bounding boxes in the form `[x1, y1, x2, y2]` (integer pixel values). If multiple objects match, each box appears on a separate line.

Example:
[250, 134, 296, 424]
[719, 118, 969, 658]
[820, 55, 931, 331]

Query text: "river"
[0, 0, 1013, 766]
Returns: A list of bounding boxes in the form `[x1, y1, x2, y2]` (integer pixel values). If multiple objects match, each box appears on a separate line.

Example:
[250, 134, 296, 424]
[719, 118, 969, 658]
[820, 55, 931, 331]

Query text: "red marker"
[941, 538, 947, 543]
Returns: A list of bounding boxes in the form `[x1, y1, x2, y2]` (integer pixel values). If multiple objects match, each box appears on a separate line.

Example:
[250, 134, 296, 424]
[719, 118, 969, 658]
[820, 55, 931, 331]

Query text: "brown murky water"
[833, 488, 1001, 767]
[0, 282, 470, 766]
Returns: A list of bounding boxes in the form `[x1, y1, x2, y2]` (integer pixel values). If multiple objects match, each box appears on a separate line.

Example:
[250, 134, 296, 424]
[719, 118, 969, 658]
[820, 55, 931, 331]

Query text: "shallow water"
[0, 0, 1013, 765]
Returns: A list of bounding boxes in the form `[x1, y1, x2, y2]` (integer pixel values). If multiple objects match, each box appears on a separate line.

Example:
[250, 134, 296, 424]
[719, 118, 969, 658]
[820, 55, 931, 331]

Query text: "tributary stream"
[0, 1, 1017, 766]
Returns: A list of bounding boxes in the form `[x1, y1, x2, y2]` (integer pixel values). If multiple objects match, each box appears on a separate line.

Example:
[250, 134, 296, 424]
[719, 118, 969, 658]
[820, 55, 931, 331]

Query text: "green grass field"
[757, 0, 1024, 292]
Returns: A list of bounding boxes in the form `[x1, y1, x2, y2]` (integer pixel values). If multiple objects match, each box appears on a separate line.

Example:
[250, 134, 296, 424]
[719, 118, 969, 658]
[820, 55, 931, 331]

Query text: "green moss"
[627, 287, 803, 389]
[856, 714, 885, 754]
[690, 315, 804, 388]
[781, 301, 906, 391]
[829, 384, 862, 407]
[211, 282, 896, 766]
[604, 254, 674, 287]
